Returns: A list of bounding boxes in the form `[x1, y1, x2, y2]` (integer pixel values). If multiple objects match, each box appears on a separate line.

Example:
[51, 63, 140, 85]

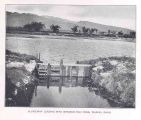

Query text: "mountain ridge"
[6, 11, 134, 33]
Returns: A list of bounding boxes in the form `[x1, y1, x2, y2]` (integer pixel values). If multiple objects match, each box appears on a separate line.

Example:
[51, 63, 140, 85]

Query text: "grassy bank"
[6, 67, 38, 106]
[79, 56, 135, 107]
[6, 31, 135, 43]
[6, 50, 41, 63]
[6, 50, 39, 106]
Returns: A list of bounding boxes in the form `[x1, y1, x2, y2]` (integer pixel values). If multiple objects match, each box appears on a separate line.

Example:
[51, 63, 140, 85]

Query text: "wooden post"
[70, 66, 72, 81]
[67, 66, 70, 76]
[63, 66, 66, 76]
[47, 63, 51, 76]
[46, 63, 51, 89]
[59, 59, 63, 93]
[59, 76, 63, 93]
[34, 85, 37, 96]
[38, 53, 40, 61]
[76, 66, 79, 77]
[75, 66, 79, 86]
[60, 59, 63, 76]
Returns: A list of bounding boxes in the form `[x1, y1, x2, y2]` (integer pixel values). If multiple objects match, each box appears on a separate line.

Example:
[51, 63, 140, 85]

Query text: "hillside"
[6, 11, 134, 34]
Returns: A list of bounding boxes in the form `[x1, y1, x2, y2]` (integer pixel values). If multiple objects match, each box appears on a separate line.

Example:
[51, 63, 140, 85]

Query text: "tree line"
[22, 22, 99, 35]
[6, 21, 136, 38]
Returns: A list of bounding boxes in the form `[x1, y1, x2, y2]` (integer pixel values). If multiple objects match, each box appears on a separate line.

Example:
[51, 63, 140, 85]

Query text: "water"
[6, 34, 135, 63]
[6, 34, 135, 107]
[30, 77, 111, 108]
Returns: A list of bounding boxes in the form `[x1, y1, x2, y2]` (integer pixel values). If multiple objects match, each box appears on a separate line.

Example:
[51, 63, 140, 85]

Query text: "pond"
[30, 76, 111, 108]
[6, 34, 135, 107]
[6, 34, 135, 63]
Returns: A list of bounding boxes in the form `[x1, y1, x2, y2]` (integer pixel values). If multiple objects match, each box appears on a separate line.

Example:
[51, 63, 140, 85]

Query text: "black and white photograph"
[5, 5, 136, 108]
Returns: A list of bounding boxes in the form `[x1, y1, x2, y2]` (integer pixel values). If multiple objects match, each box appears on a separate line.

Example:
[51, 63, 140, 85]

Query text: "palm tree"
[94, 28, 98, 34]
[82, 26, 89, 35]
[130, 31, 136, 38]
[71, 25, 78, 33]
[50, 24, 61, 33]
[118, 31, 123, 36]
[89, 28, 95, 35]
[108, 30, 111, 35]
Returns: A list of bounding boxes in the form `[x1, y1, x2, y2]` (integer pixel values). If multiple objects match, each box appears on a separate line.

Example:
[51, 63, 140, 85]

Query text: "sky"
[6, 5, 136, 30]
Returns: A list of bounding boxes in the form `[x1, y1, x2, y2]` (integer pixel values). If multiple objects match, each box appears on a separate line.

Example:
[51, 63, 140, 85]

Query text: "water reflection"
[31, 66, 112, 107]
[36, 75, 90, 95]
[31, 76, 111, 107]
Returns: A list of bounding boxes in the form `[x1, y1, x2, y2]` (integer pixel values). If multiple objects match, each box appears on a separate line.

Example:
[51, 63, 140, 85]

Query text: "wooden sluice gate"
[36, 59, 92, 79]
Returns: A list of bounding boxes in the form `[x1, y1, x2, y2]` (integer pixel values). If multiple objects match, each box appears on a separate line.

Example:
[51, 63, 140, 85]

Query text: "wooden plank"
[37, 61, 92, 77]
[37, 63, 91, 67]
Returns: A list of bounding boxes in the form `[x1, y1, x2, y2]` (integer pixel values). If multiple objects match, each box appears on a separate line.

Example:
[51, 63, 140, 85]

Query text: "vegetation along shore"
[7, 12, 136, 42]
[6, 50, 135, 107]
[6, 50, 40, 106]
[79, 56, 135, 107]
